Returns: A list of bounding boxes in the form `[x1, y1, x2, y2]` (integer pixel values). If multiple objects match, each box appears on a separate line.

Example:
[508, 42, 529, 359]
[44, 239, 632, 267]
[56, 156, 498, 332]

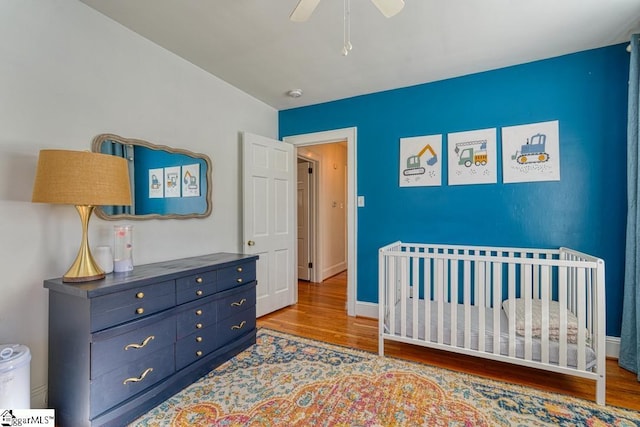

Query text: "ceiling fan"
[289, 0, 405, 22]
[290, 0, 405, 56]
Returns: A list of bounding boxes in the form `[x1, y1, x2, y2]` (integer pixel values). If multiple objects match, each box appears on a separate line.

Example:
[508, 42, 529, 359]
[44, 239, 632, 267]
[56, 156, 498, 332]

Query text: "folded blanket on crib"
[502, 298, 583, 344]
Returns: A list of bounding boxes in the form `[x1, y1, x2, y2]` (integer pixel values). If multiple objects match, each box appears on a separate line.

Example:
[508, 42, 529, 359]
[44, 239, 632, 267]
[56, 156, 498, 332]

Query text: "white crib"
[378, 241, 606, 404]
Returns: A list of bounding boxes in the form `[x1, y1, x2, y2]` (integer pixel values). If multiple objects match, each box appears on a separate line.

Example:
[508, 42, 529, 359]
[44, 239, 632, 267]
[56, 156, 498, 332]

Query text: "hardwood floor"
[257, 271, 640, 412]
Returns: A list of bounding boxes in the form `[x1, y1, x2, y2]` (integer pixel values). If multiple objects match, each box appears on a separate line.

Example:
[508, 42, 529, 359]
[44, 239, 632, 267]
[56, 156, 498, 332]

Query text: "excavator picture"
[511, 133, 550, 164]
[403, 144, 438, 176]
[455, 140, 487, 167]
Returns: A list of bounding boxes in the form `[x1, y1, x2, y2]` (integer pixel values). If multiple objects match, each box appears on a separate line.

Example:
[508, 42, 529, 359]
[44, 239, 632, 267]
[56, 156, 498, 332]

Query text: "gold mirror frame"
[91, 133, 212, 220]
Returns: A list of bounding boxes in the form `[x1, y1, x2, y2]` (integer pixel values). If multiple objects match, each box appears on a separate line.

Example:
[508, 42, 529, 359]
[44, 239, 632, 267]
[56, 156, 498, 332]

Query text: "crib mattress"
[388, 299, 596, 370]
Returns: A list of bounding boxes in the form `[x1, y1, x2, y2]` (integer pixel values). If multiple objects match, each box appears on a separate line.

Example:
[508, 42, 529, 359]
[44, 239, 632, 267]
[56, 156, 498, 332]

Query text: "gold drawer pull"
[195, 336, 203, 342]
[196, 323, 203, 329]
[195, 309, 203, 316]
[196, 350, 203, 357]
[231, 298, 247, 307]
[196, 277, 203, 284]
[124, 335, 155, 351]
[231, 321, 246, 330]
[123, 367, 153, 385]
[237, 266, 243, 272]
[136, 292, 144, 299]
[196, 290, 203, 296]
[236, 278, 243, 283]
[136, 307, 144, 315]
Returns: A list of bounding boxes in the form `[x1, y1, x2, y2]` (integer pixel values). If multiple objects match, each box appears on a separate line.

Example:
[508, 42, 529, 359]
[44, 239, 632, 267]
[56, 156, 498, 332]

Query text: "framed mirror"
[92, 133, 212, 220]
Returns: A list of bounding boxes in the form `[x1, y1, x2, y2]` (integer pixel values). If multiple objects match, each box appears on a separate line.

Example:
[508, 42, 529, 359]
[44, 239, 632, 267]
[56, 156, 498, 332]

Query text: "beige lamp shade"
[32, 150, 132, 206]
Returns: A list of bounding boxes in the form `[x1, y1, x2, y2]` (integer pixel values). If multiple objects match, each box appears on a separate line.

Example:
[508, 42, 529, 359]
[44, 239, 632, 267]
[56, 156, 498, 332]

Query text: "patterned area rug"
[132, 329, 640, 426]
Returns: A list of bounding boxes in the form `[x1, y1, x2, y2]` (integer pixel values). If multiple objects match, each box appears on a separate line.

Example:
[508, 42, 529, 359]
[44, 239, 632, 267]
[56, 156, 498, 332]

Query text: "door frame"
[297, 153, 320, 283]
[284, 127, 357, 316]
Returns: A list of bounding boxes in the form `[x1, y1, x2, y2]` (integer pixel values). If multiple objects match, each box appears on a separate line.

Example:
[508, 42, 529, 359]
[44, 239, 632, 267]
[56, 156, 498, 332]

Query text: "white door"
[242, 132, 296, 317]
[297, 161, 311, 281]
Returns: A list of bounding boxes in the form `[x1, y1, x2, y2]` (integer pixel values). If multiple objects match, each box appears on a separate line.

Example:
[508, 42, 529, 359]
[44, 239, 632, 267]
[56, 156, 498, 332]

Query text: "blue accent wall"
[279, 44, 630, 337]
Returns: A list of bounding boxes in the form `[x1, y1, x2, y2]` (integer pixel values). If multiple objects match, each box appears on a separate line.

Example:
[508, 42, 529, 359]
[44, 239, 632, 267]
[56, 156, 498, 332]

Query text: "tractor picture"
[511, 133, 550, 164]
[455, 140, 487, 167]
[403, 144, 438, 176]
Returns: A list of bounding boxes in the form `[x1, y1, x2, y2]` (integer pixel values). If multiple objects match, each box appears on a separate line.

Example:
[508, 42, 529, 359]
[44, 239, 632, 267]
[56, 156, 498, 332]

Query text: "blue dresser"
[44, 253, 258, 426]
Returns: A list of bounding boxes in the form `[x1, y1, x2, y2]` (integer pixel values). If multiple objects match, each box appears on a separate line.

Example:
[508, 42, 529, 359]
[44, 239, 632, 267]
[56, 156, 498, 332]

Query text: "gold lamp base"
[63, 205, 105, 283]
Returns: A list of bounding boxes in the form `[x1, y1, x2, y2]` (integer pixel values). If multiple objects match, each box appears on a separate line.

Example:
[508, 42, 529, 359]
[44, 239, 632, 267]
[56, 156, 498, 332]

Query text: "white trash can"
[0, 344, 31, 409]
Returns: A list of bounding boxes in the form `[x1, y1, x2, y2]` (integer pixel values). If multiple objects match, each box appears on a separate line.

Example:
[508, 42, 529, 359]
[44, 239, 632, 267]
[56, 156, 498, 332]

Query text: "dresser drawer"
[217, 284, 256, 321]
[176, 298, 217, 340]
[218, 262, 256, 292]
[90, 344, 174, 418]
[175, 325, 219, 370]
[176, 270, 217, 305]
[216, 306, 256, 348]
[91, 316, 175, 379]
[91, 280, 175, 331]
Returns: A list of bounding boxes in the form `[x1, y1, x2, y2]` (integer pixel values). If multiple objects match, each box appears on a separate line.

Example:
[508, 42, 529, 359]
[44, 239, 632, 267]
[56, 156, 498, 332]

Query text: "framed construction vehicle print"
[502, 120, 560, 184]
[399, 134, 442, 187]
[447, 128, 498, 186]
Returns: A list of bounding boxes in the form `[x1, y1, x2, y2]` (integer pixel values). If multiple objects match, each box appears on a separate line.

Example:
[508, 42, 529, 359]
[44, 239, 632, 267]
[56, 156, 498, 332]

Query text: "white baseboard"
[322, 262, 347, 281]
[355, 301, 622, 359]
[355, 301, 378, 319]
[606, 336, 620, 359]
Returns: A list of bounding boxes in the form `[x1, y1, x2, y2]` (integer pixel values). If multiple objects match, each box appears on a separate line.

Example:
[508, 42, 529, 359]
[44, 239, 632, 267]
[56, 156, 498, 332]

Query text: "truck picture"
[455, 140, 487, 167]
[511, 133, 549, 164]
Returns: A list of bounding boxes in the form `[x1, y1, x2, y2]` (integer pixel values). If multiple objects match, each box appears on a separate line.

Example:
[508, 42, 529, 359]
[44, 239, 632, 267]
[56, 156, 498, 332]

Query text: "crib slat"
[533, 254, 540, 298]
[559, 266, 568, 367]
[412, 256, 419, 340]
[523, 263, 533, 360]
[540, 265, 550, 364]
[477, 261, 486, 352]
[586, 268, 593, 338]
[451, 259, 458, 347]
[508, 262, 516, 358]
[424, 257, 431, 342]
[577, 267, 586, 371]
[400, 256, 408, 337]
[388, 256, 396, 336]
[436, 257, 444, 344]
[464, 259, 471, 349]
[492, 261, 502, 355]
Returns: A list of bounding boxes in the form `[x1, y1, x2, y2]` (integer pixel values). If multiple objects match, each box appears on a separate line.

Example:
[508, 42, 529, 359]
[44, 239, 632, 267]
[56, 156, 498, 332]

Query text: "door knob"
[247, 240, 255, 246]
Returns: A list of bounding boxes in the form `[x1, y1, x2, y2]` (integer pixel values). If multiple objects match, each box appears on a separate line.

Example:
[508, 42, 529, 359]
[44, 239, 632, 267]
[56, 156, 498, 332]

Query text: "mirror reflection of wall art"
[92, 133, 212, 220]
[447, 128, 497, 186]
[502, 120, 560, 184]
[148, 168, 164, 198]
[164, 166, 181, 198]
[399, 134, 442, 187]
[182, 164, 201, 197]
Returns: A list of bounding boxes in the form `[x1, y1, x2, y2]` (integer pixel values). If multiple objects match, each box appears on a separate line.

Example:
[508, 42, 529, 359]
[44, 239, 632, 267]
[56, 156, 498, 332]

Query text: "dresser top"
[44, 252, 258, 298]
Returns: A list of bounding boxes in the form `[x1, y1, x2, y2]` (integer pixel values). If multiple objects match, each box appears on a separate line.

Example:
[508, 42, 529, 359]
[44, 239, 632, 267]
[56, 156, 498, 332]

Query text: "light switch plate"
[357, 196, 365, 207]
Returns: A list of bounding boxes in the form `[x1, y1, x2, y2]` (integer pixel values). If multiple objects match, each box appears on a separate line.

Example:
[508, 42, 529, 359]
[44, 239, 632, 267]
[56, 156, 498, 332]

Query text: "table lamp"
[32, 149, 132, 282]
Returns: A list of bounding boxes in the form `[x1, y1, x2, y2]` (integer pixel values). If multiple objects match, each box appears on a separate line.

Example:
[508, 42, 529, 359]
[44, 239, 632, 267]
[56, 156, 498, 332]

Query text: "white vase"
[94, 246, 114, 274]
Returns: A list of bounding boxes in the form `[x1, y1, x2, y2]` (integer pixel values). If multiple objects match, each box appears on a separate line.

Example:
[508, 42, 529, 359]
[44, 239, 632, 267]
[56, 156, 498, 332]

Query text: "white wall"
[0, 0, 277, 407]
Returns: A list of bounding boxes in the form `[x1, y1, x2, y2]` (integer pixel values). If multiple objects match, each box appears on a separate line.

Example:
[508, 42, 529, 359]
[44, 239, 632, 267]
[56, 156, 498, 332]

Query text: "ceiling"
[80, 0, 640, 111]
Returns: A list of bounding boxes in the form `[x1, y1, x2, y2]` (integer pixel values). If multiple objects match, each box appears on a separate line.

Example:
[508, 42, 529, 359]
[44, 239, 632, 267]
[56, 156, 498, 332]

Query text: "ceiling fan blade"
[290, 0, 322, 22]
[370, 0, 405, 18]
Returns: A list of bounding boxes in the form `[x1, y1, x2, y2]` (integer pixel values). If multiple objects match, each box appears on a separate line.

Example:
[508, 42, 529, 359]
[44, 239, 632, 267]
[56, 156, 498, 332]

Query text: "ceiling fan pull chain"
[342, 0, 352, 56]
